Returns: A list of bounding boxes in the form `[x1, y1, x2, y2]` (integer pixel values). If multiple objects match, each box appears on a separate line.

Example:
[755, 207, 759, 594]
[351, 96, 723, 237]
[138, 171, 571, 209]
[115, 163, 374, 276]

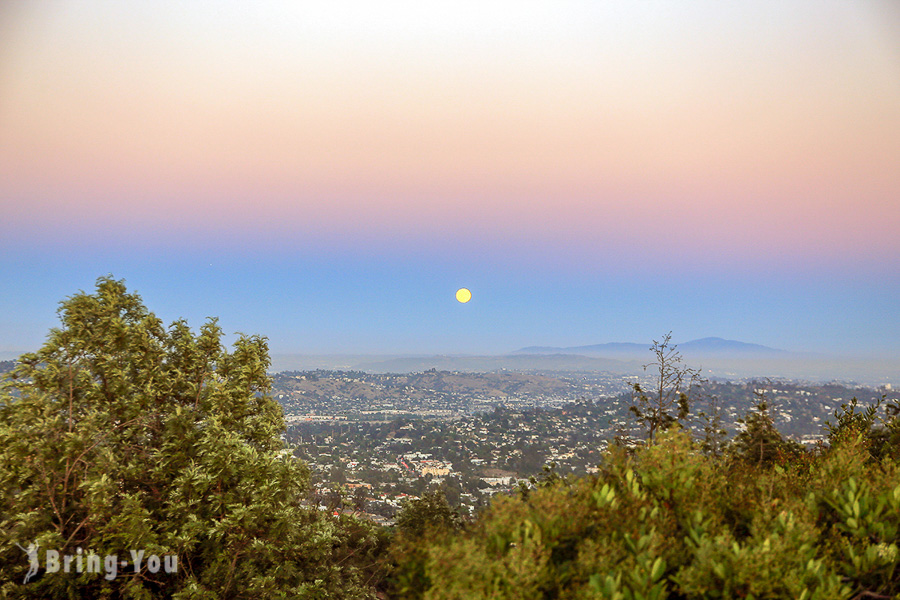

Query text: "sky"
[1, 1, 899, 358]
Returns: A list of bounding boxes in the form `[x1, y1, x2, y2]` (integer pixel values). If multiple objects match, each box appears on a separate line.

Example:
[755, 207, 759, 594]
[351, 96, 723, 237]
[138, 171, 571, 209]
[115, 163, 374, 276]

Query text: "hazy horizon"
[2, 2, 899, 360]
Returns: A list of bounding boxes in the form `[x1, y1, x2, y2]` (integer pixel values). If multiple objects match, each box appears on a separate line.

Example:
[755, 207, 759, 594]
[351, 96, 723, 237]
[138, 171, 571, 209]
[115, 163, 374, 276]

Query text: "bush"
[390, 429, 900, 599]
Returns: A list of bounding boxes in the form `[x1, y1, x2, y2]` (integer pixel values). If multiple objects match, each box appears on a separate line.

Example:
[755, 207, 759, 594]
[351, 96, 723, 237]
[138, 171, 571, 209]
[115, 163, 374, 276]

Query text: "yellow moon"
[455, 288, 472, 303]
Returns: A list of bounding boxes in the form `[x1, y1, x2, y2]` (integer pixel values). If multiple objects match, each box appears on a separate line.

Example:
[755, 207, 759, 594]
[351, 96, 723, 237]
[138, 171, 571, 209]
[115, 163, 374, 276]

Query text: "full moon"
[455, 288, 472, 303]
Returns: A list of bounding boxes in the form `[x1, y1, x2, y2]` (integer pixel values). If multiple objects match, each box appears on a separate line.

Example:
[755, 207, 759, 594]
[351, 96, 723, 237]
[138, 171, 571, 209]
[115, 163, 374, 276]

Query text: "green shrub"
[389, 428, 900, 599]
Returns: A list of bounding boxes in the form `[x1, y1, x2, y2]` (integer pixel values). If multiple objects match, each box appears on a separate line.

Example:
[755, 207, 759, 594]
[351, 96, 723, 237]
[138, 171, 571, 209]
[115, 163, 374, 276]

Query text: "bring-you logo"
[16, 542, 177, 583]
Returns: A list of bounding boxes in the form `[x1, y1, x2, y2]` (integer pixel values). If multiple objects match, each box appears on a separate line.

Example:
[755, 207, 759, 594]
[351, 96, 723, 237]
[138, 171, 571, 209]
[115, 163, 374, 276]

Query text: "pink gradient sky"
[1, 1, 899, 357]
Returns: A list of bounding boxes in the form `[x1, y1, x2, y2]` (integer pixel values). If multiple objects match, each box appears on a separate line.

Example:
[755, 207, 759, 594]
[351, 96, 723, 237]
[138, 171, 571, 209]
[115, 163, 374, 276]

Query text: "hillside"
[272, 369, 618, 418]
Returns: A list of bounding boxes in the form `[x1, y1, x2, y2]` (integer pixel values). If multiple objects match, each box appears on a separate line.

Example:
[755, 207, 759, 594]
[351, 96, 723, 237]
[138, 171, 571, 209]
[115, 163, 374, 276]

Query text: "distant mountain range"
[514, 337, 786, 359]
[267, 337, 897, 385]
[278, 338, 787, 376]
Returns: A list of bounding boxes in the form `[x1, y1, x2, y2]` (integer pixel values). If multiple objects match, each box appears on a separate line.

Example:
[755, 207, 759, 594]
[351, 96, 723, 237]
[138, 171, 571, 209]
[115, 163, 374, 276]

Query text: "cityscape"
[271, 367, 897, 520]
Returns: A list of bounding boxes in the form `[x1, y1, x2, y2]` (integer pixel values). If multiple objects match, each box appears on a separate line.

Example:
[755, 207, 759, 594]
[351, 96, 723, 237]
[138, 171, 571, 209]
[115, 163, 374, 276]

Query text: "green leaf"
[650, 557, 666, 582]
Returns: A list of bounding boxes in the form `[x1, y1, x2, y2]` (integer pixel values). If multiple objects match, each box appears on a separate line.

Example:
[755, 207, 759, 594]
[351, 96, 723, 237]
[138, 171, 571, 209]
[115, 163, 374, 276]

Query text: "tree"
[440, 477, 462, 509]
[395, 489, 462, 539]
[826, 395, 900, 461]
[629, 332, 703, 444]
[0, 277, 383, 598]
[389, 489, 463, 599]
[352, 486, 369, 513]
[697, 394, 728, 457]
[729, 385, 803, 467]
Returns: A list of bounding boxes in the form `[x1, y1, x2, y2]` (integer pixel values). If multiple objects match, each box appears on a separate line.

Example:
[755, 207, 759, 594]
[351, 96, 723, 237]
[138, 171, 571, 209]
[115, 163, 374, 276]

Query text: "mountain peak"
[514, 337, 784, 357]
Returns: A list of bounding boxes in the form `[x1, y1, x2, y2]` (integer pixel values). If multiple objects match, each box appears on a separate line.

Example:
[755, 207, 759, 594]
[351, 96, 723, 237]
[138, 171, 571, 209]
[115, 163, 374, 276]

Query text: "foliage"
[388, 425, 900, 599]
[825, 396, 881, 443]
[389, 489, 463, 599]
[395, 489, 463, 539]
[696, 394, 728, 458]
[0, 277, 385, 599]
[826, 395, 900, 462]
[729, 386, 805, 468]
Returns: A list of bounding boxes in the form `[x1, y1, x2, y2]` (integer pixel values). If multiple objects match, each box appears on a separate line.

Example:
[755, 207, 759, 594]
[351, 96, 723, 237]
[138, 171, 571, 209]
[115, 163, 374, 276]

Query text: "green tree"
[697, 394, 728, 457]
[629, 332, 703, 444]
[825, 395, 900, 461]
[729, 385, 803, 468]
[876, 397, 900, 460]
[352, 486, 369, 513]
[0, 277, 383, 598]
[395, 489, 462, 539]
[389, 489, 463, 599]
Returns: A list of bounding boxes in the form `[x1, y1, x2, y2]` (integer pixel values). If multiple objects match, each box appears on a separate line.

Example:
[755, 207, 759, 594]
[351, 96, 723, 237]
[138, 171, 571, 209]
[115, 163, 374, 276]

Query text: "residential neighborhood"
[277, 370, 897, 521]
